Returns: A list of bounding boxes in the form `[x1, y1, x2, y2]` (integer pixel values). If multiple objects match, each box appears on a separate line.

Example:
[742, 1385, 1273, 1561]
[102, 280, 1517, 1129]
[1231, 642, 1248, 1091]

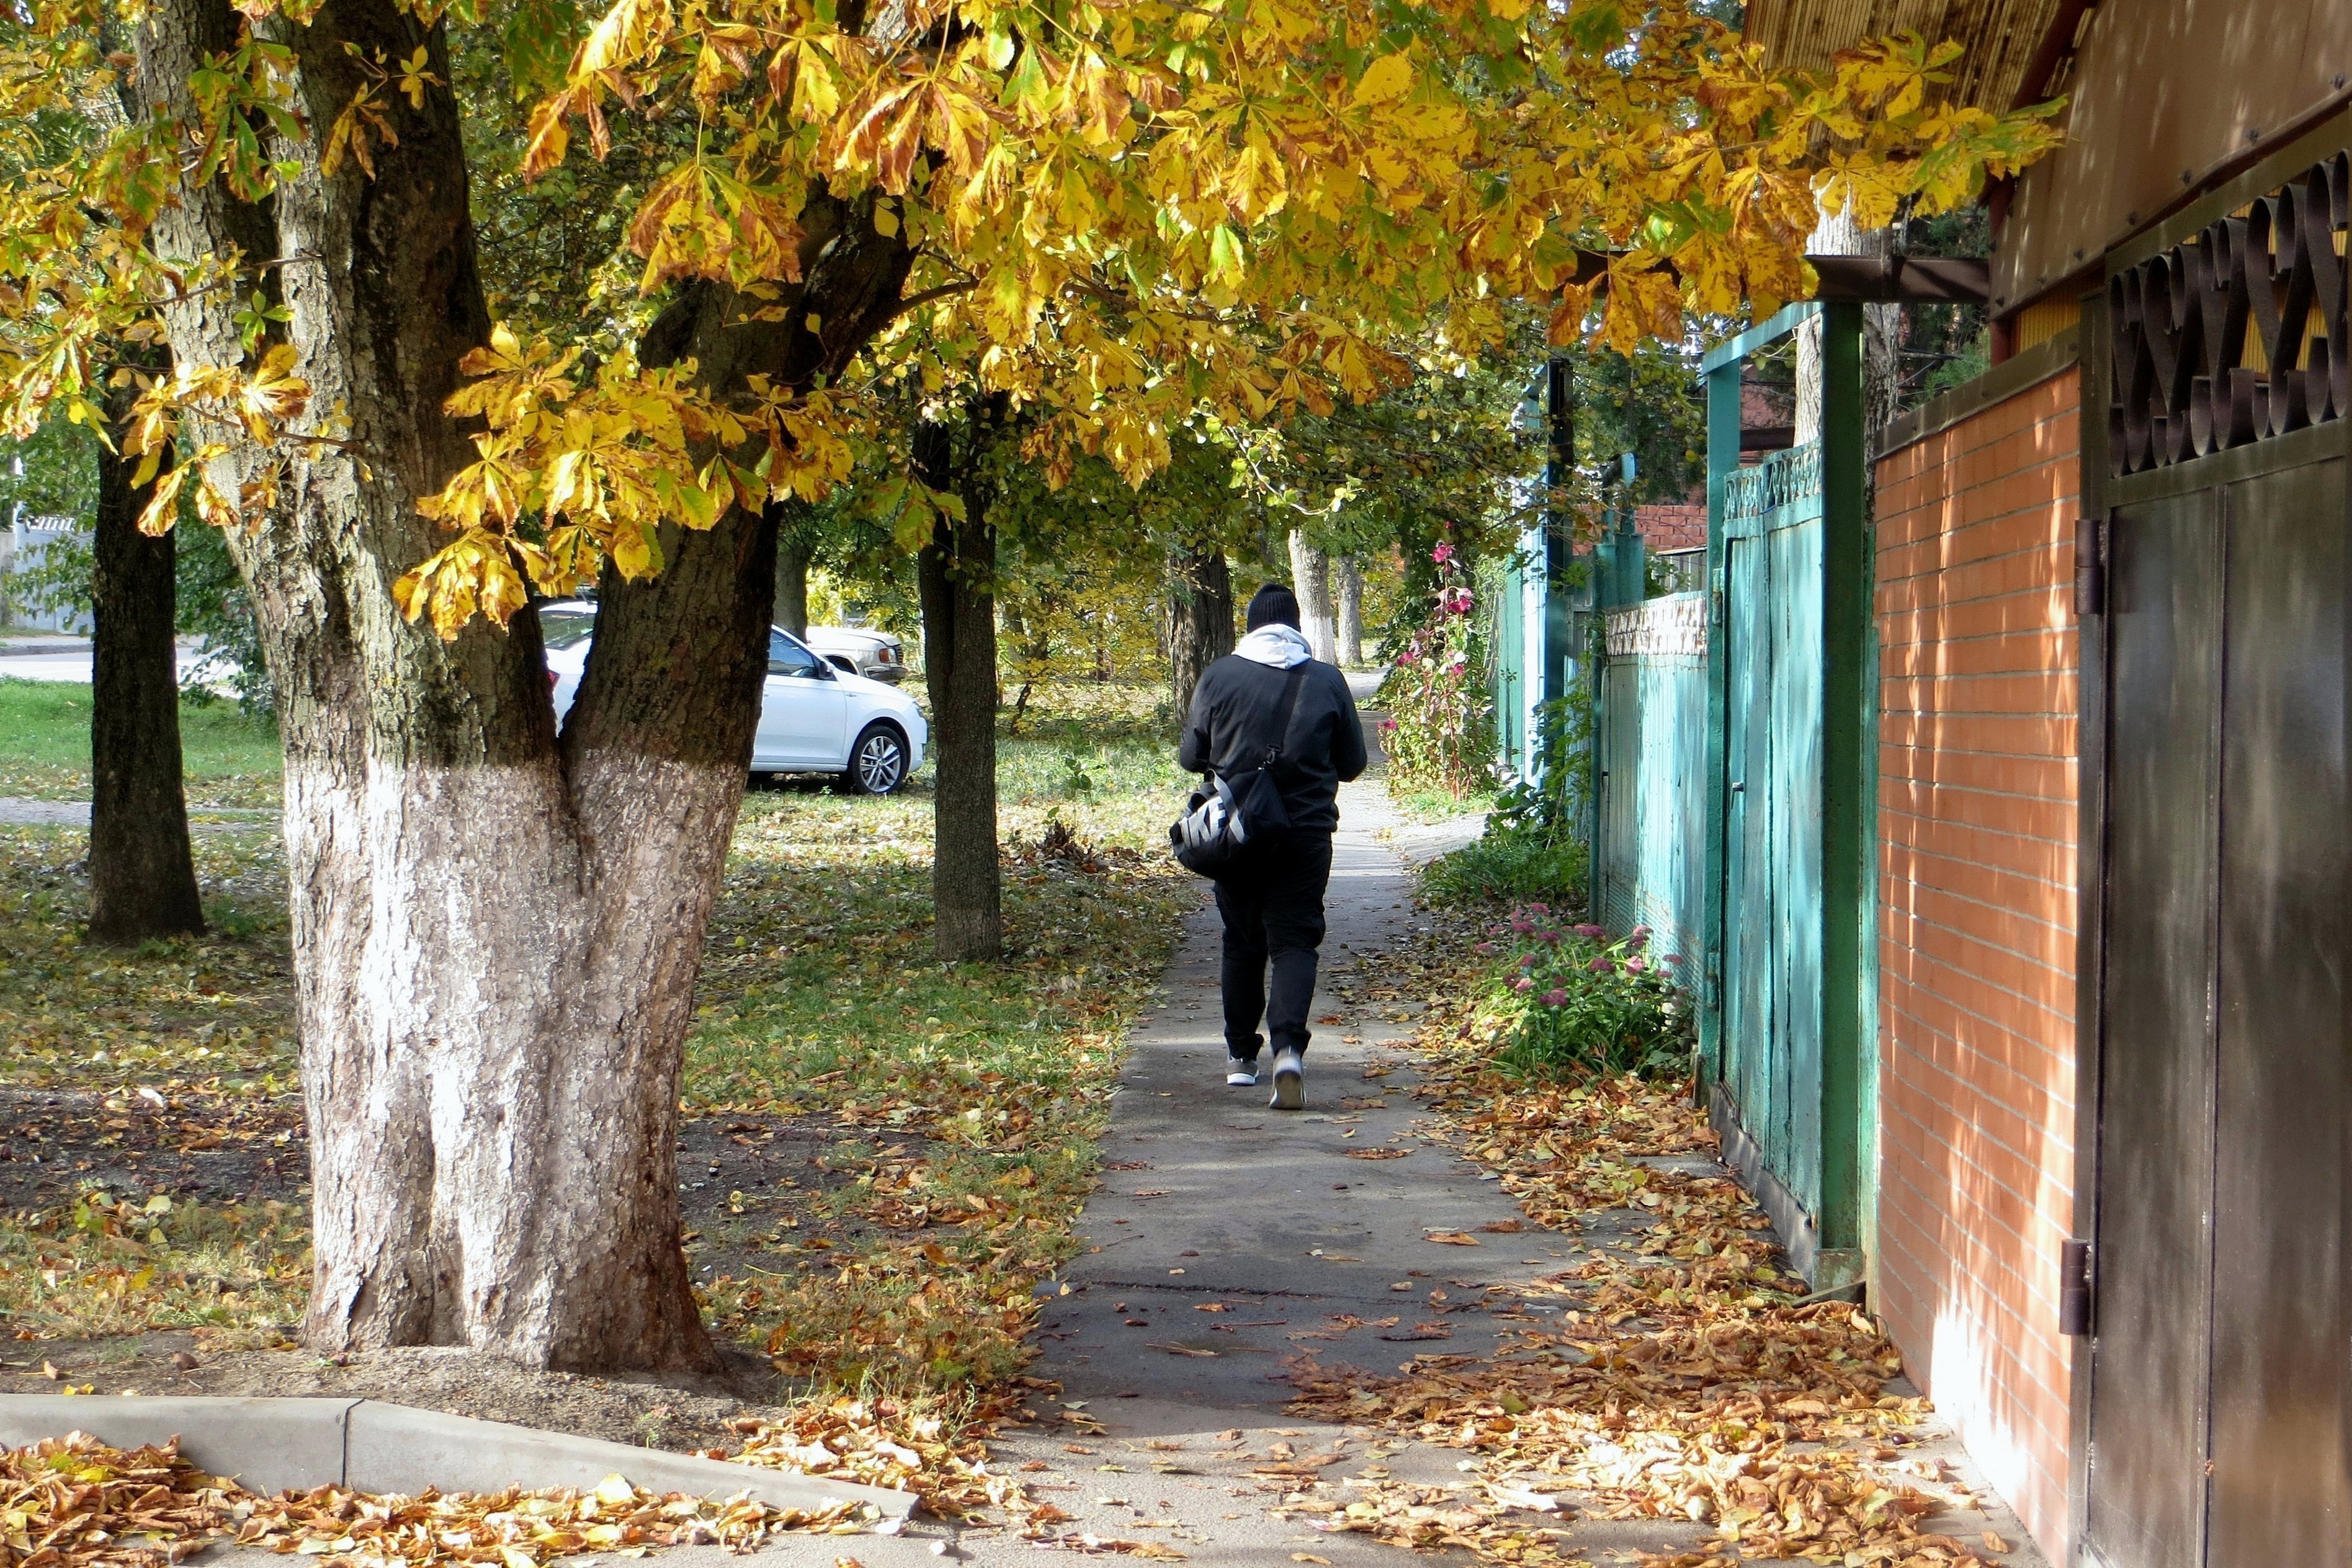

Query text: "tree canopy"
[0, 0, 2061, 631]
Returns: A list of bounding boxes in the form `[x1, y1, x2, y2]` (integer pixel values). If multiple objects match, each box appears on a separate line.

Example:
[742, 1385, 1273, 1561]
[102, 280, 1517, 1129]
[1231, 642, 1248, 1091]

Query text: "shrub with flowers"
[1473, 908, 1692, 1078]
[1376, 543, 1495, 797]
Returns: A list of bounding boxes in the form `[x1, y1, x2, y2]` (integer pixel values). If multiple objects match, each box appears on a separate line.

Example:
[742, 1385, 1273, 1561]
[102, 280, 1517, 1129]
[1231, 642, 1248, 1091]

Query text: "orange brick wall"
[1872, 368, 2080, 1563]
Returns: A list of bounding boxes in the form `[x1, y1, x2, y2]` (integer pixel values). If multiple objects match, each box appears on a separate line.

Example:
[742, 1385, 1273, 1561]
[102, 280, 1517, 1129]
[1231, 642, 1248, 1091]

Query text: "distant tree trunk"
[772, 512, 812, 636]
[88, 375, 203, 945]
[1169, 546, 1233, 717]
[916, 417, 1003, 964]
[1335, 556, 1364, 667]
[1287, 530, 1337, 662]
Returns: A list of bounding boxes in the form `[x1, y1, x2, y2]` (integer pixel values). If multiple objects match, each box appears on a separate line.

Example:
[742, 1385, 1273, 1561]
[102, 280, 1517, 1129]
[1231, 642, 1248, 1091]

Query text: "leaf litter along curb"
[0, 1432, 869, 1568]
[1284, 904, 2008, 1568]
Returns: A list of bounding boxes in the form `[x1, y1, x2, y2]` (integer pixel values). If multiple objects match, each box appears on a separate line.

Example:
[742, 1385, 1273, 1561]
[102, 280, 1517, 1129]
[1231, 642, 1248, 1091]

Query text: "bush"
[1376, 545, 1493, 798]
[1477, 911, 1691, 1079]
[1422, 823, 1586, 905]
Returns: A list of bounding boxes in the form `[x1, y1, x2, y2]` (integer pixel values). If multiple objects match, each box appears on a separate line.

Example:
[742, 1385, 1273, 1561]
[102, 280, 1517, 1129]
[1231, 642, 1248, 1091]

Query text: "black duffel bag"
[1169, 662, 1307, 878]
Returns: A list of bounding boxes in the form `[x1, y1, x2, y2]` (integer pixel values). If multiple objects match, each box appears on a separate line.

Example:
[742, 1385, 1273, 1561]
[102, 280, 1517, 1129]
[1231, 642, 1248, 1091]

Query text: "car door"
[756, 630, 850, 767]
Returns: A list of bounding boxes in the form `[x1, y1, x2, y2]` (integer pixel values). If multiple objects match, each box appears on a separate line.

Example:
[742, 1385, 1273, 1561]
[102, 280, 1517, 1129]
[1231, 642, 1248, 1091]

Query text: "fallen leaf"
[1423, 1231, 1481, 1245]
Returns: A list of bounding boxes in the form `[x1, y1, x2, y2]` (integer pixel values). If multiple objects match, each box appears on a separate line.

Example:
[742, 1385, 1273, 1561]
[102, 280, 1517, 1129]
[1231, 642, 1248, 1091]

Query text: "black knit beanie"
[1246, 582, 1302, 631]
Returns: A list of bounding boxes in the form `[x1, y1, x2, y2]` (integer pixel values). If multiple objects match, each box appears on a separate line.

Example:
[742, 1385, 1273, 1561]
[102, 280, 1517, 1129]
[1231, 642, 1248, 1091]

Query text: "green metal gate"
[1699, 303, 1875, 1288]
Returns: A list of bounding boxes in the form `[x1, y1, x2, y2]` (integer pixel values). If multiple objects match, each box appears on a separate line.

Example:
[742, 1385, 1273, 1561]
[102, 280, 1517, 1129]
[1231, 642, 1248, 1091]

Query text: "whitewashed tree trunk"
[1797, 208, 1905, 442]
[1334, 557, 1364, 667]
[1286, 530, 1337, 662]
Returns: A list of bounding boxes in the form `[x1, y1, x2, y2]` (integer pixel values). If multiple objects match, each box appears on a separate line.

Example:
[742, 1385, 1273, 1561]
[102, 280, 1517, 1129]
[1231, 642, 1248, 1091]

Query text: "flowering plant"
[1376, 544, 1495, 797]
[1479, 911, 1691, 1078]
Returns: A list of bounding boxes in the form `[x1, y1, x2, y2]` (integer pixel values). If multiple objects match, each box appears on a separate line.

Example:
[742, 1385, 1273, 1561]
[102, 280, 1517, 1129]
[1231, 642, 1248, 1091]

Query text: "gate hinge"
[2059, 1237, 2093, 1336]
[2073, 515, 2106, 617]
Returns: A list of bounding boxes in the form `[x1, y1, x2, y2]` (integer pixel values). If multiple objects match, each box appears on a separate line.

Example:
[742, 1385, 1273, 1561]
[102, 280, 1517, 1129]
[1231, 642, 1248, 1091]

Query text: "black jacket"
[1179, 654, 1367, 834]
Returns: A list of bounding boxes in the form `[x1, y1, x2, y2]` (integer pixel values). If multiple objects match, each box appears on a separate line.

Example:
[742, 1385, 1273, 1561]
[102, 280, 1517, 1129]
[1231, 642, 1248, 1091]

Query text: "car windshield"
[539, 608, 597, 651]
[769, 630, 821, 674]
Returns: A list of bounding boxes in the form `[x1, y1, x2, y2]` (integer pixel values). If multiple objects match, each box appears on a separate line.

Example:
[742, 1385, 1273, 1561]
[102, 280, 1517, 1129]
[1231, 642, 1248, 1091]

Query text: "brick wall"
[1872, 367, 2080, 1563]
[1632, 503, 1707, 551]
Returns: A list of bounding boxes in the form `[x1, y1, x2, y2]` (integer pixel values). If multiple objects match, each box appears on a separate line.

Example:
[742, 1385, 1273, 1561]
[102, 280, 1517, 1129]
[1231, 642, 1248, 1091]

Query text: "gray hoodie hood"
[1235, 624, 1312, 669]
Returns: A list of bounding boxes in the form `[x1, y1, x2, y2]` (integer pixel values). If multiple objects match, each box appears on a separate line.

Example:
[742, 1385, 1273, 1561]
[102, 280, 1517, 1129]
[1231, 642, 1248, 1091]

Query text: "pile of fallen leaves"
[732, 1394, 1034, 1519]
[1, 1432, 874, 1568]
[1287, 904, 2008, 1568]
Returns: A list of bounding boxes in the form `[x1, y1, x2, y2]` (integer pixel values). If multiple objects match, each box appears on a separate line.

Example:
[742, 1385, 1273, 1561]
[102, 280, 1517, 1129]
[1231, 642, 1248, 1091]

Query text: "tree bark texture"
[1168, 545, 1233, 717]
[914, 419, 1003, 964]
[136, 0, 911, 1371]
[1334, 556, 1364, 668]
[89, 375, 204, 944]
[1287, 531, 1337, 662]
[1797, 210, 1903, 439]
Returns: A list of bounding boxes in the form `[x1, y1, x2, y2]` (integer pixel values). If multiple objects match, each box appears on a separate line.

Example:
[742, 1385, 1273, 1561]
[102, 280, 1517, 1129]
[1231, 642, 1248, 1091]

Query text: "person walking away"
[1179, 582, 1367, 1109]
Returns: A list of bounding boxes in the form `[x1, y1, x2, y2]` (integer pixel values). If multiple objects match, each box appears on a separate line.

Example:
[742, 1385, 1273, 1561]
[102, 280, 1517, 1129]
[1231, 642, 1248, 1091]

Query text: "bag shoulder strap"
[1263, 661, 1310, 767]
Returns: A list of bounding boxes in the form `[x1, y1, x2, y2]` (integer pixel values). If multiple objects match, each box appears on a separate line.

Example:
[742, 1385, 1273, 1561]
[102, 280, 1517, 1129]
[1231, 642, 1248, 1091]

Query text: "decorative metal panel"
[1594, 592, 1709, 982]
[1603, 594, 1708, 660]
[2109, 151, 2350, 475]
[1722, 442, 1823, 525]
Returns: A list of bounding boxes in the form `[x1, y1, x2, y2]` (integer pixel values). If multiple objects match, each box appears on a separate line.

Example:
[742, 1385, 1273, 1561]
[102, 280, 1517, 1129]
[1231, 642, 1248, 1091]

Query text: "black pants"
[1215, 832, 1334, 1062]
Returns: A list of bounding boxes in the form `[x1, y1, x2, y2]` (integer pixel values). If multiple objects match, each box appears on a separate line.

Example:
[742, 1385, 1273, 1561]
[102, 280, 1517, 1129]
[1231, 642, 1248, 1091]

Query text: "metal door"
[1722, 533, 1773, 1136]
[2084, 456, 2350, 1567]
[1718, 503, 1826, 1221]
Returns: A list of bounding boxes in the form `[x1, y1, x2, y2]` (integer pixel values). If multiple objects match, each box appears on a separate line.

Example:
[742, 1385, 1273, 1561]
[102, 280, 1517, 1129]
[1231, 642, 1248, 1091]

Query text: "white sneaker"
[1226, 1058, 1259, 1087]
[1268, 1049, 1305, 1110]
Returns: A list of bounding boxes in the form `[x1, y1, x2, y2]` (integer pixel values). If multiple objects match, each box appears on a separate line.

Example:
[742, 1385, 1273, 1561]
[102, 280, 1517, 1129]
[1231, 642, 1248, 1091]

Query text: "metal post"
[1697, 360, 1743, 1084]
[1815, 298, 1869, 1280]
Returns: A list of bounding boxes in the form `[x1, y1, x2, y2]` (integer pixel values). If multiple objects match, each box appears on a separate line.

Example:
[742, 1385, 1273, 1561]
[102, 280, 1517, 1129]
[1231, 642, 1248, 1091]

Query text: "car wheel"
[846, 721, 910, 795]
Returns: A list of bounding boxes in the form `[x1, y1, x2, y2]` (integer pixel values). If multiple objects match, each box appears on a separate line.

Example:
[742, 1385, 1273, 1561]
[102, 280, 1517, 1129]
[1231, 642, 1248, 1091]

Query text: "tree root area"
[0, 1089, 964, 1433]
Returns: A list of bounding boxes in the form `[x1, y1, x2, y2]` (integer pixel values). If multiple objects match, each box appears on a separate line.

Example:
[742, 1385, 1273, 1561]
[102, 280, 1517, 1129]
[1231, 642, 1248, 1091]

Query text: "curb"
[0, 1395, 916, 1520]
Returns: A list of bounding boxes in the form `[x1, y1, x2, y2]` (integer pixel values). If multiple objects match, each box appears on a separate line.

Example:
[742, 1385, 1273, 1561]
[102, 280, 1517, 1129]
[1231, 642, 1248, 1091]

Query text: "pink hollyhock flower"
[1396, 650, 1418, 666]
[1540, 989, 1568, 1007]
[1379, 717, 1398, 731]
[1512, 977, 1534, 993]
[1627, 925, 1651, 950]
[1431, 543, 1456, 564]
[1624, 956, 1648, 974]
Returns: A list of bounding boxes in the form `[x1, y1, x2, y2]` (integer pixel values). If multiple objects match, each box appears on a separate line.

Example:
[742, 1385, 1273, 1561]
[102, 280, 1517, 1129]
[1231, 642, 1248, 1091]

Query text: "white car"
[539, 601, 927, 794]
[805, 624, 908, 683]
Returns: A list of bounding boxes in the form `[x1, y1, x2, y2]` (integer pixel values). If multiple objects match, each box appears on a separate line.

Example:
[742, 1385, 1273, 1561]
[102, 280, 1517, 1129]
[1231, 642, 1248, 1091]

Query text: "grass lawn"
[0, 679, 1199, 1397]
[0, 678, 282, 808]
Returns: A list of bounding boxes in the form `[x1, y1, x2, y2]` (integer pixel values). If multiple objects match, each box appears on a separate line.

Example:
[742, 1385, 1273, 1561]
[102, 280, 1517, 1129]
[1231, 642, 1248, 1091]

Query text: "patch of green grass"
[0, 826, 297, 1091]
[0, 1192, 310, 1345]
[0, 679, 282, 808]
[1385, 778, 1498, 824]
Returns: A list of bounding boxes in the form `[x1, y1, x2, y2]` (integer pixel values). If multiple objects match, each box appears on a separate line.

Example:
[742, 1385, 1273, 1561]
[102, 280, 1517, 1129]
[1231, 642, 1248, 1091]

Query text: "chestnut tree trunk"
[1168, 545, 1233, 717]
[88, 372, 204, 944]
[137, 0, 913, 1369]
